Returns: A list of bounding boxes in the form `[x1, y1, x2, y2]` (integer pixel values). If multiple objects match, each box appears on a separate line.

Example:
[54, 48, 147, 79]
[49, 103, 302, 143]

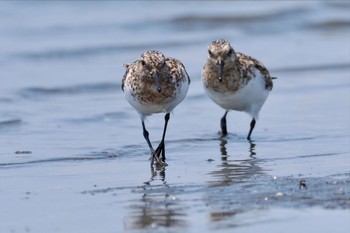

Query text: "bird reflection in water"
[208, 138, 263, 187]
[207, 138, 265, 225]
[124, 167, 187, 230]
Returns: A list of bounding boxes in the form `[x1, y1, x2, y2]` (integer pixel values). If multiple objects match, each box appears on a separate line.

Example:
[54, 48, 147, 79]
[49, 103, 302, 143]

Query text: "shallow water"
[1, 2, 350, 233]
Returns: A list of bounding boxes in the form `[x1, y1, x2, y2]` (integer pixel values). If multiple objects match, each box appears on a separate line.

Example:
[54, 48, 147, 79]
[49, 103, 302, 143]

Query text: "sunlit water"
[1, 2, 350, 233]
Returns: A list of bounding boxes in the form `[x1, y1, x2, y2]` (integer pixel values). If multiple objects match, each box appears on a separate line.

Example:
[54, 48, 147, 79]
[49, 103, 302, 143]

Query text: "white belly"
[204, 73, 269, 119]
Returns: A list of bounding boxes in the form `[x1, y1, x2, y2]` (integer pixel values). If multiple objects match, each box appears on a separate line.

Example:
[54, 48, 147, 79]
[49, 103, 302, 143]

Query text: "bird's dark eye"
[141, 60, 146, 66]
[208, 49, 213, 56]
[228, 48, 233, 56]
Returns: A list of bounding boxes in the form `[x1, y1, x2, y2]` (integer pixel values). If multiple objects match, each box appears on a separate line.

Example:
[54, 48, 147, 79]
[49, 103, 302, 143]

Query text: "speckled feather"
[122, 50, 190, 116]
[202, 39, 275, 119]
[202, 40, 273, 94]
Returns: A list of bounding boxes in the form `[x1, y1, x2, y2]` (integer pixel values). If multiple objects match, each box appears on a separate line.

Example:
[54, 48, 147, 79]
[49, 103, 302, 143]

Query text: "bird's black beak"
[217, 59, 224, 82]
[152, 71, 161, 93]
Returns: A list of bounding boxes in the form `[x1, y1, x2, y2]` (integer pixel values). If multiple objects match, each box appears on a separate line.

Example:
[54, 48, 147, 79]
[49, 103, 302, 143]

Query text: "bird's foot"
[150, 153, 167, 167]
[219, 130, 228, 138]
[151, 142, 168, 167]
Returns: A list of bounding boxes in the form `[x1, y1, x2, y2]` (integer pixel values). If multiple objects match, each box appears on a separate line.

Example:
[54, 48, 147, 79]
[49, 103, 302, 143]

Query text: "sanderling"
[122, 50, 190, 166]
[202, 39, 275, 140]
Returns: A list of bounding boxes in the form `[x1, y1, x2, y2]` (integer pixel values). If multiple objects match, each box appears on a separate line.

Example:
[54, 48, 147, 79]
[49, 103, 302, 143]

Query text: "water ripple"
[272, 63, 350, 73]
[64, 112, 128, 124]
[0, 119, 22, 131]
[14, 40, 199, 60]
[261, 152, 349, 162]
[0, 151, 117, 169]
[168, 7, 309, 33]
[0, 97, 15, 103]
[305, 19, 350, 31]
[18, 82, 118, 98]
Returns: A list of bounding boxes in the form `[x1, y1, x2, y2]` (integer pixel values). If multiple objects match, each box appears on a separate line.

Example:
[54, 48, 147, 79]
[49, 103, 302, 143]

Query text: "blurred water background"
[1, 1, 349, 233]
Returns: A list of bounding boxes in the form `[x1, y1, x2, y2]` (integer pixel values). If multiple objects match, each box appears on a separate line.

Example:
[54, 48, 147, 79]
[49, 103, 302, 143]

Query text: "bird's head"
[140, 50, 166, 92]
[207, 39, 236, 82]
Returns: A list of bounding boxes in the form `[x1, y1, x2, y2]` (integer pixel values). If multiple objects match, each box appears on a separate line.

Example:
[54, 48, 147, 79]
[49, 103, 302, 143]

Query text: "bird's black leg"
[220, 111, 228, 136]
[142, 120, 158, 165]
[142, 120, 154, 153]
[247, 118, 256, 141]
[155, 113, 170, 164]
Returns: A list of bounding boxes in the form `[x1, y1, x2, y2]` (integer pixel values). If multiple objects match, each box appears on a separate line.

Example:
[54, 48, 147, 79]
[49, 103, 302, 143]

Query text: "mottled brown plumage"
[202, 39, 275, 140]
[122, 50, 190, 166]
